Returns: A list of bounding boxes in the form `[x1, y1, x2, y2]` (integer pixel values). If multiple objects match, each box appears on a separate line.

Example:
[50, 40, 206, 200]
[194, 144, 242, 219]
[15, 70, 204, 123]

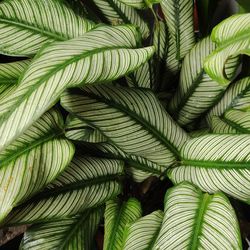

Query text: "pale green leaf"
[2, 156, 124, 225]
[0, 109, 74, 223]
[169, 37, 227, 126]
[160, 0, 195, 60]
[169, 135, 250, 203]
[0, 60, 30, 98]
[65, 114, 107, 143]
[0, 25, 154, 152]
[0, 0, 94, 56]
[153, 182, 242, 249]
[211, 109, 250, 134]
[204, 14, 250, 84]
[20, 207, 103, 250]
[207, 77, 250, 124]
[61, 85, 189, 174]
[122, 210, 163, 250]
[91, 0, 149, 38]
[104, 198, 142, 250]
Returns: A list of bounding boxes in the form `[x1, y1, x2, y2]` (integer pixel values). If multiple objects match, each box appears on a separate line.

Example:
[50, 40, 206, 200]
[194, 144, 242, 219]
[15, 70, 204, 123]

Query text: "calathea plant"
[0, 0, 249, 249]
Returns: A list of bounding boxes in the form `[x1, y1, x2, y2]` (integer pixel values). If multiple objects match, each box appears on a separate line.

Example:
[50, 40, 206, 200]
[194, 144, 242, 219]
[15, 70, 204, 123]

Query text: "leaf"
[61, 85, 189, 173]
[153, 182, 242, 249]
[122, 210, 163, 250]
[2, 156, 124, 226]
[204, 14, 250, 84]
[0, 0, 95, 56]
[160, 0, 195, 60]
[169, 37, 227, 126]
[0, 25, 155, 152]
[0, 60, 30, 98]
[65, 114, 107, 142]
[168, 134, 250, 203]
[117, 0, 146, 9]
[20, 207, 103, 250]
[207, 77, 250, 124]
[104, 198, 142, 250]
[0, 109, 74, 223]
[211, 109, 250, 134]
[90, 0, 149, 38]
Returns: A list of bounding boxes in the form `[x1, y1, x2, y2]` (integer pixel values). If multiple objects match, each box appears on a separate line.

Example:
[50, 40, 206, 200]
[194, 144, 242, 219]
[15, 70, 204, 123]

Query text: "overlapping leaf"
[160, 0, 195, 60]
[65, 114, 107, 142]
[0, 109, 74, 223]
[104, 198, 142, 250]
[169, 37, 227, 126]
[204, 13, 250, 84]
[211, 109, 250, 134]
[20, 207, 103, 250]
[0, 0, 94, 56]
[153, 182, 242, 249]
[61, 85, 189, 174]
[2, 156, 124, 226]
[207, 77, 250, 124]
[0, 25, 154, 152]
[169, 135, 250, 203]
[90, 0, 149, 38]
[0, 60, 30, 99]
[122, 210, 163, 250]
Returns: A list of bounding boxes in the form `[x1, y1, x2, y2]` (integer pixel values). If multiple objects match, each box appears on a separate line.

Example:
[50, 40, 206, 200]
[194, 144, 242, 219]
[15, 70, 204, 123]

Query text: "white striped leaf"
[169, 37, 227, 126]
[204, 14, 250, 84]
[65, 114, 107, 142]
[20, 207, 103, 250]
[207, 77, 250, 124]
[189, 129, 210, 138]
[104, 198, 142, 250]
[153, 182, 242, 249]
[0, 0, 94, 56]
[61, 85, 189, 173]
[0, 25, 155, 152]
[211, 109, 250, 134]
[154, 21, 180, 78]
[160, 0, 195, 60]
[0, 108, 74, 223]
[122, 210, 163, 250]
[2, 156, 124, 225]
[0, 60, 30, 99]
[90, 0, 149, 38]
[168, 134, 250, 203]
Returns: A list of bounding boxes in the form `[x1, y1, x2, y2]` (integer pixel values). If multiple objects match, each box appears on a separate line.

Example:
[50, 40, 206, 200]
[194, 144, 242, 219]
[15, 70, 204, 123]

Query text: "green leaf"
[204, 14, 250, 84]
[65, 114, 107, 142]
[153, 182, 242, 249]
[0, 0, 95, 56]
[169, 37, 227, 126]
[160, 0, 195, 60]
[20, 207, 103, 250]
[0, 60, 30, 98]
[117, 0, 146, 9]
[0, 25, 155, 152]
[169, 134, 250, 203]
[122, 210, 163, 250]
[61, 85, 189, 173]
[0, 108, 74, 223]
[90, 0, 149, 38]
[211, 109, 250, 134]
[2, 156, 124, 225]
[207, 77, 250, 124]
[104, 198, 142, 250]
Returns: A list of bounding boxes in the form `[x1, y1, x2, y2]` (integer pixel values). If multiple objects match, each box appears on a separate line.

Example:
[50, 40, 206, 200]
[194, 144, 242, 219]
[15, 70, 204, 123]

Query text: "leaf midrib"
[221, 115, 250, 134]
[0, 17, 67, 41]
[181, 159, 250, 169]
[189, 193, 211, 250]
[0, 129, 63, 167]
[81, 90, 180, 158]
